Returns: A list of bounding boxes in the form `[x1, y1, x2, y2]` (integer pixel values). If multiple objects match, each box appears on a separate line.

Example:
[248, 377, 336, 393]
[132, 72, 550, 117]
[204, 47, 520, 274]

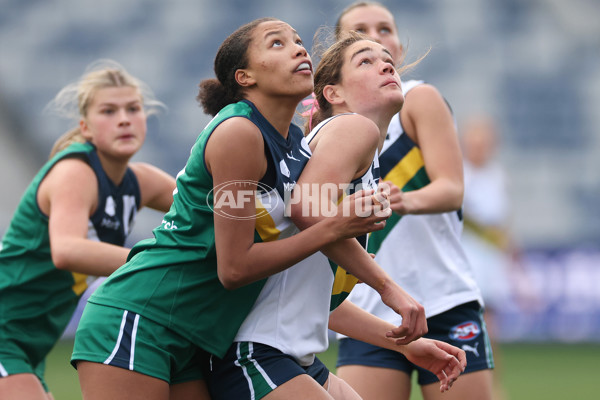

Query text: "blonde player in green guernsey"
[0, 61, 176, 400]
[71, 18, 409, 400]
[334, 3, 494, 400]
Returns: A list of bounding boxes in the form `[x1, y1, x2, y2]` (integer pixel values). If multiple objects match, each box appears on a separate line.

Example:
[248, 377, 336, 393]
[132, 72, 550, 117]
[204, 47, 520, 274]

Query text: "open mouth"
[295, 62, 312, 73]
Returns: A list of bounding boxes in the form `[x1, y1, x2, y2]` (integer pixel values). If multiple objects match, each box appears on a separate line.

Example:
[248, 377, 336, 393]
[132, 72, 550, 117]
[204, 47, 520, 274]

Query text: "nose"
[117, 108, 130, 126]
[294, 43, 308, 58]
[367, 29, 382, 44]
[381, 62, 394, 75]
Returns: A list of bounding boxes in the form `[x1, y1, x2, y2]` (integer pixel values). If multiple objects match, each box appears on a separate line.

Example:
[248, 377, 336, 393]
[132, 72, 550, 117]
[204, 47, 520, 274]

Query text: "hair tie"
[301, 92, 319, 132]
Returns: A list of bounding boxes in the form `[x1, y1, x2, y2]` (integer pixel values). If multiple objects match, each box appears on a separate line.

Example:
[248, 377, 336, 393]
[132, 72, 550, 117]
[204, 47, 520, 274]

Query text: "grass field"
[47, 340, 597, 399]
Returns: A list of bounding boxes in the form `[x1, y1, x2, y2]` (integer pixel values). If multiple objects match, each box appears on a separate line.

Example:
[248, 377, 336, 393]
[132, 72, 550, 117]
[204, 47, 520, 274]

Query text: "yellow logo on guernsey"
[332, 267, 359, 296]
[254, 189, 296, 243]
[71, 272, 89, 296]
[384, 146, 424, 187]
[255, 197, 280, 242]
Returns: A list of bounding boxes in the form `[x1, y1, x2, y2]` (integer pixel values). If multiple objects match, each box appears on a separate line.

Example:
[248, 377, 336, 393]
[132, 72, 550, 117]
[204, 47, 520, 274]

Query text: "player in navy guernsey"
[0, 61, 176, 399]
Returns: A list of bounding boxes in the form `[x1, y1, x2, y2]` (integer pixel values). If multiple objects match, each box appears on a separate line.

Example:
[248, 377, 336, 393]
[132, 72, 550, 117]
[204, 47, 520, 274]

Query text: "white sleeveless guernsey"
[234, 114, 379, 366]
[345, 80, 483, 328]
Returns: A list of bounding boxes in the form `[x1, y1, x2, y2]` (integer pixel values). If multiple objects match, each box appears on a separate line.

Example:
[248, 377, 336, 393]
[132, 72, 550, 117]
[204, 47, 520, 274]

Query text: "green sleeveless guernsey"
[88, 100, 310, 358]
[0, 141, 140, 368]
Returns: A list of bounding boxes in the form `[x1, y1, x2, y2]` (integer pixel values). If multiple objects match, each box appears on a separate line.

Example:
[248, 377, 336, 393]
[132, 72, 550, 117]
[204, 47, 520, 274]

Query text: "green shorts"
[0, 299, 77, 392]
[0, 345, 49, 391]
[71, 302, 208, 384]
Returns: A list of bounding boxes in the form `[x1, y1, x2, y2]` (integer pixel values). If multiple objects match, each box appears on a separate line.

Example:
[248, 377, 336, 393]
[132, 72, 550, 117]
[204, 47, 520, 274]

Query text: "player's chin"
[112, 146, 141, 161]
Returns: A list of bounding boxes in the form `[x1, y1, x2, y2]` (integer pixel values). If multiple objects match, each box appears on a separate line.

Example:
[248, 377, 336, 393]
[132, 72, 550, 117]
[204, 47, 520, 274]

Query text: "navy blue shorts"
[208, 342, 330, 400]
[337, 301, 494, 385]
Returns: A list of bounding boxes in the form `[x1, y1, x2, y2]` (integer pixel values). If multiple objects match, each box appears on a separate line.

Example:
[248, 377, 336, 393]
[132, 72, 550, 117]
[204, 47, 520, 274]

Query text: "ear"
[235, 69, 256, 87]
[79, 119, 93, 140]
[323, 84, 345, 106]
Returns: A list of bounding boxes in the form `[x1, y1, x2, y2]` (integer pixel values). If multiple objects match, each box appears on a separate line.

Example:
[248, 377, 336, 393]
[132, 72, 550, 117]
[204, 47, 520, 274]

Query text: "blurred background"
[1, 1, 599, 396]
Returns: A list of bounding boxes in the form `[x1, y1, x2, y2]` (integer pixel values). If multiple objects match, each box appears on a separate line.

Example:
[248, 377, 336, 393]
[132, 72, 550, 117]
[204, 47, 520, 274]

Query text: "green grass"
[46, 340, 599, 399]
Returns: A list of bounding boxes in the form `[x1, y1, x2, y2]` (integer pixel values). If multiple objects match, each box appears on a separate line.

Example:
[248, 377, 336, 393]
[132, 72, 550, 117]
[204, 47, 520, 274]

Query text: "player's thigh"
[0, 373, 48, 400]
[77, 361, 169, 400]
[263, 373, 332, 400]
[170, 379, 211, 400]
[337, 365, 412, 400]
[421, 369, 493, 400]
[325, 372, 362, 400]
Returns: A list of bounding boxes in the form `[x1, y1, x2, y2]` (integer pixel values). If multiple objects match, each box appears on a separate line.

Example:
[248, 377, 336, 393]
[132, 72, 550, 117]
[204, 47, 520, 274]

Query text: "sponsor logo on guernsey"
[286, 151, 300, 161]
[283, 181, 296, 192]
[449, 321, 481, 341]
[100, 218, 121, 230]
[279, 159, 290, 178]
[105, 196, 116, 216]
[162, 220, 178, 230]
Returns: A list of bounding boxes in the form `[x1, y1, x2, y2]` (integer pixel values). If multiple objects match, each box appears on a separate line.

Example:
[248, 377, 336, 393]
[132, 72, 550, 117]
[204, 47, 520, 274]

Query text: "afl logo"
[207, 180, 279, 220]
[449, 321, 481, 341]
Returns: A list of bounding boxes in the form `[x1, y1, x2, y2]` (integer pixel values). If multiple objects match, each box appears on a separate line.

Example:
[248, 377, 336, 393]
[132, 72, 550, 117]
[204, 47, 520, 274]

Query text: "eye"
[359, 57, 372, 65]
[101, 108, 115, 115]
[379, 27, 392, 34]
[128, 104, 142, 113]
[271, 39, 283, 48]
[296, 38, 304, 47]
[355, 28, 366, 33]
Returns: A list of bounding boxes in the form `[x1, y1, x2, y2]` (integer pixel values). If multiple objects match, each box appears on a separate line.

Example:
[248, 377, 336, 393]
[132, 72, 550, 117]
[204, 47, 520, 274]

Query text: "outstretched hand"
[397, 338, 467, 393]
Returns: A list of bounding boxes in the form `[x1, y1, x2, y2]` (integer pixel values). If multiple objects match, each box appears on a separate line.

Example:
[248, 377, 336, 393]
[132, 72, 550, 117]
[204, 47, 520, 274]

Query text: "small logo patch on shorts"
[449, 321, 481, 341]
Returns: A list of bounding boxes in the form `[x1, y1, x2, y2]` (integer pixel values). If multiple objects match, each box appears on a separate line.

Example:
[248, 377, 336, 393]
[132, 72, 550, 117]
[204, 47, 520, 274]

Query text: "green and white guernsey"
[0, 141, 140, 372]
[232, 113, 381, 368]
[346, 80, 483, 326]
[87, 100, 310, 358]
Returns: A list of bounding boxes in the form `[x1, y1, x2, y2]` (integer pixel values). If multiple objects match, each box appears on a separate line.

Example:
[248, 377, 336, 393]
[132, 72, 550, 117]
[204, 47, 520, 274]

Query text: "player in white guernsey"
[301, 32, 468, 396]
[334, 3, 494, 400]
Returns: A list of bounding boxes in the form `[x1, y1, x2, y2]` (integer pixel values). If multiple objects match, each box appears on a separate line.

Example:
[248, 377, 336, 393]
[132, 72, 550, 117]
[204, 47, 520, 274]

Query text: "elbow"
[288, 202, 312, 230]
[51, 249, 72, 270]
[288, 203, 302, 225]
[440, 180, 463, 211]
[217, 265, 246, 290]
[448, 194, 463, 212]
[451, 183, 464, 211]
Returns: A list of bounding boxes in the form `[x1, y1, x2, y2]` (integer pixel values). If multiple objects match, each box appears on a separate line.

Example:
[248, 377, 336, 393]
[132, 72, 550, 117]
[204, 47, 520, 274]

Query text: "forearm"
[52, 239, 130, 276]
[402, 178, 463, 215]
[218, 217, 339, 289]
[320, 238, 392, 294]
[329, 300, 406, 354]
[290, 198, 392, 294]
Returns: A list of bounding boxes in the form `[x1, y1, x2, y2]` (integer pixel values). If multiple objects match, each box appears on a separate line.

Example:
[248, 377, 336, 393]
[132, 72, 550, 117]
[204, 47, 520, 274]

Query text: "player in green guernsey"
[0, 61, 176, 400]
[71, 18, 395, 400]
